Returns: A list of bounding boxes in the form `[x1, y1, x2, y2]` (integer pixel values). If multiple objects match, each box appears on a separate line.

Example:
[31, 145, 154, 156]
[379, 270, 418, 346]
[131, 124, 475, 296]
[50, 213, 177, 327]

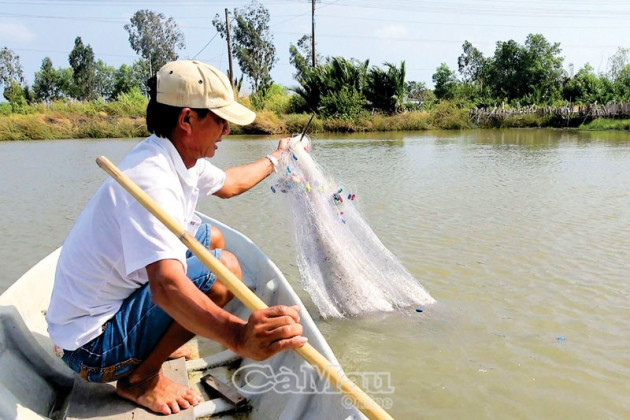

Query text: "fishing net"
[271, 135, 436, 318]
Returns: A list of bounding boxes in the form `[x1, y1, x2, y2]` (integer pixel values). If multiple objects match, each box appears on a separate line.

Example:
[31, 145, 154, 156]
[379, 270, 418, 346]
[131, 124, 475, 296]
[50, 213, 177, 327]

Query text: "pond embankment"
[2, 100, 630, 141]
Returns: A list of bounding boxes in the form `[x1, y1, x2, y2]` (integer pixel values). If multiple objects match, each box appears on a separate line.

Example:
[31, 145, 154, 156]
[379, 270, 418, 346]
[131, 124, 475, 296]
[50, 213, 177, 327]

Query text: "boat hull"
[0, 213, 361, 419]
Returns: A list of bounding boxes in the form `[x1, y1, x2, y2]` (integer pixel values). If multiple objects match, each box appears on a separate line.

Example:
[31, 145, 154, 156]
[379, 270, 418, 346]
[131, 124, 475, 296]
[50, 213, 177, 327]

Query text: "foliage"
[429, 100, 472, 129]
[444, 34, 566, 106]
[105, 87, 147, 116]
[406, 81, 437, 109]
[125, 10, 184, 76]
[22, 84, 34, 105]
[0, 47, 24, 94]
[289, 35, 312, 77]
[3, 79, 28, 113]
[289, 34, 324, 77]
[485, 34, 564, 104]
[613, 64, 630, 102]
[320, 86, 366, 119]
[596, 77, 616, 104]
[250, 84, 291, 115]
[114, 60, 150, 98]
[293, 56, 369, 114]
[562, 64, 603, 104]
[68, 37, 97, 101]
[287, 93, 309, 114]
[457, 41, 486, 85]
[484, 39, 523, 101]
[418, 90, 438, 109]
[33, 57, 70, 101]
[213, 2, 277, 93]
[0, 102, 10, 116]
[456, 41, 491, 103]
[365, 61, 406, 114]
[329, 57, 369, 93]
[521, 34, 565, 103]
[406, 81, 429, 101]
[432, 63, 459, 99]
[113, 63, 137, 98]
[607, 47, 630, 82]
[94, 60, 117, 100]
[292, 65, 326, 112]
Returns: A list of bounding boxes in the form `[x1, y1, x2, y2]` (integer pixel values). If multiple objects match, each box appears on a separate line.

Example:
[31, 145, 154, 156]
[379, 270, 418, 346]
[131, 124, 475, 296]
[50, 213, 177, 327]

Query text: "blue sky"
[1, 0, 630, 91]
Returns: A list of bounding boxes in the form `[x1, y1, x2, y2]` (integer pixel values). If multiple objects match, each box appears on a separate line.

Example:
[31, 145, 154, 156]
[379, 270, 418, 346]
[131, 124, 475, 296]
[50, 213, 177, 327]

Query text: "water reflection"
[428, 128, 630, 148]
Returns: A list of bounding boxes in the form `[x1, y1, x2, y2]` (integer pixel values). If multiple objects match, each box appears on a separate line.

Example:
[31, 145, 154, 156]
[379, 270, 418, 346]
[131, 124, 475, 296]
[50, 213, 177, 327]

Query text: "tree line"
[2, 1, 630, 119]
[435, 35, 630, 107]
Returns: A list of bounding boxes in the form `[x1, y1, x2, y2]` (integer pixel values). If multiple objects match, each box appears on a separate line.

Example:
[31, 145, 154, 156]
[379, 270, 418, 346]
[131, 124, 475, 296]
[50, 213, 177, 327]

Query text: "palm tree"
[292, 56, 369, 115]
[366, 61, 406, 114]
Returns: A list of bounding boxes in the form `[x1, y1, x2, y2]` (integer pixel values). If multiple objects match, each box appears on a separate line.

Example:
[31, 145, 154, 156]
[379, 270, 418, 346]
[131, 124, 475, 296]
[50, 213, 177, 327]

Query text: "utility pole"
[225, 8, 236, 97]
[311, 0, 316, 67]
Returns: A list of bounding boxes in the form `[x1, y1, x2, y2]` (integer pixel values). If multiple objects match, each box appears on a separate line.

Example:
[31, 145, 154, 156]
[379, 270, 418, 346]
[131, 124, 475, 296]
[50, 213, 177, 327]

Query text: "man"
[46, 60, 306, 415]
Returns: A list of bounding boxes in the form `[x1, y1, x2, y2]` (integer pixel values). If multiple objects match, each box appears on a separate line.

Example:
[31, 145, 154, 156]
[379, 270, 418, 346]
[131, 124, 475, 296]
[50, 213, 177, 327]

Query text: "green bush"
[0, 103, 11, 116]
[430, 101, 472, 129]
[319, 87, 367, 120]
[250, 84, 291, 115]
[107, 88, 147, 116]
[287, 93, 309, 114]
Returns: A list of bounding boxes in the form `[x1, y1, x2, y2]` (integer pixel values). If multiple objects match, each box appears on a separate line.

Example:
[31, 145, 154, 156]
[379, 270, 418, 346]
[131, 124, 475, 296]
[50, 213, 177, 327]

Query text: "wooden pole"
[96, 156, 394, 420]
[311, 0, 316, 67]
[225, 8, 236, 98]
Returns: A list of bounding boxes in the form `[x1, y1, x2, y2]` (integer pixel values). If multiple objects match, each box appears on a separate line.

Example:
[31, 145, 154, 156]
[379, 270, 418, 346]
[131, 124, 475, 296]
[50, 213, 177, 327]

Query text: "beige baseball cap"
[156, 60, 256, 126]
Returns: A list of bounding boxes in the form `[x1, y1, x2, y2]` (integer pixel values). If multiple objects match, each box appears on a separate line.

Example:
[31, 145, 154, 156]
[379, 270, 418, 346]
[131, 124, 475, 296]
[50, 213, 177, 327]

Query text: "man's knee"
[207, 250, 243, 307]
[220, 250, 242, 280]
[210, 225, 225, 250]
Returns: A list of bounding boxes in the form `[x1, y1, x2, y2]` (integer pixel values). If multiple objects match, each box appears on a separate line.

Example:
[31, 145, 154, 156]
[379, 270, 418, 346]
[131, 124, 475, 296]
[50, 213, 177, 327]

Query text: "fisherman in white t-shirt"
[46, 60, 307, 415]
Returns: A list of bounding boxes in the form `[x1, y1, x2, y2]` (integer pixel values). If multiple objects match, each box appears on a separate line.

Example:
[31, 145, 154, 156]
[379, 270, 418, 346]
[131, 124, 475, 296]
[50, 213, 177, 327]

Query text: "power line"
[275, 31, 629, 50]
[192, 29, 222, 59]
[316, 13, 630, 30]
[11, 47, 137, 59]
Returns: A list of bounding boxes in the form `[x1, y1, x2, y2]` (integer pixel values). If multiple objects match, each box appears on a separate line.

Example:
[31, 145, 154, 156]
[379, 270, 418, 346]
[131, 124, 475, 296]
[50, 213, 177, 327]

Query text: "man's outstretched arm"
[214, 137, 289, 198]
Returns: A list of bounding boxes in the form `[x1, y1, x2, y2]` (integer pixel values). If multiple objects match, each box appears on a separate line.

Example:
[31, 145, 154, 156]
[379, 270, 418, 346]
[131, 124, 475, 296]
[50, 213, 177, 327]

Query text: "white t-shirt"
[46, 135, 226, 350]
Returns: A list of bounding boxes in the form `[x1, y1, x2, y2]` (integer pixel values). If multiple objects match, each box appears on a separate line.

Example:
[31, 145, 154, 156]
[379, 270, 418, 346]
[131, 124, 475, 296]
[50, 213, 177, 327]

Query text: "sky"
[2, 0, 630, 91]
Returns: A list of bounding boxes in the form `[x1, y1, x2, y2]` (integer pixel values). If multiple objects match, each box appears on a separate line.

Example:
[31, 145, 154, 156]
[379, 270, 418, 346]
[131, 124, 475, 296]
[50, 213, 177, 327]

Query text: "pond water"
[1, 129, 629, 418]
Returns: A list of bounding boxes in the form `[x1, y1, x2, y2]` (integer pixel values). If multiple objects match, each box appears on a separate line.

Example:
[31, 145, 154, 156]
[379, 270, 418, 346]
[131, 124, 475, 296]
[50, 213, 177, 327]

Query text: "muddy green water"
[1, 129, 629, 419]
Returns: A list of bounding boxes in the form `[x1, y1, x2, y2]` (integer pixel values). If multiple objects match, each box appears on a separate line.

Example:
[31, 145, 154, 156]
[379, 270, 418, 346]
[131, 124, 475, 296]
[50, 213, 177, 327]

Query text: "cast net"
[272, 135, 436, 318]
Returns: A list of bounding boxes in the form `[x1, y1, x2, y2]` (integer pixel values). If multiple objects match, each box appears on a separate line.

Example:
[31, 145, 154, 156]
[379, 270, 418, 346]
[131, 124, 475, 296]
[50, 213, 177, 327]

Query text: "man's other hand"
[235, 305, 307, 361]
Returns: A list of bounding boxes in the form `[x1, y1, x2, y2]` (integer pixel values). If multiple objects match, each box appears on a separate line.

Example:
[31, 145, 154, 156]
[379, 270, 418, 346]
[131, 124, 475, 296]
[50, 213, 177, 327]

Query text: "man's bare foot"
[116, 370, 202, 415]
[169, 344, 193, 360]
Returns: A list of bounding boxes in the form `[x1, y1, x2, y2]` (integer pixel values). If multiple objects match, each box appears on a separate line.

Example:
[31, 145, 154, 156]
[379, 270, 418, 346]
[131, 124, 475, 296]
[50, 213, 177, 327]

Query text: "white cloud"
[374, 24, 409, 40]
[0, 22, 36, 43]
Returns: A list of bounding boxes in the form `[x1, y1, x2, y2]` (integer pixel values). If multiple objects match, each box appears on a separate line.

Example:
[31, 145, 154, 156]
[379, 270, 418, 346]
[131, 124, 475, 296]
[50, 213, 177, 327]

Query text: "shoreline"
[1, 107, 629, 141]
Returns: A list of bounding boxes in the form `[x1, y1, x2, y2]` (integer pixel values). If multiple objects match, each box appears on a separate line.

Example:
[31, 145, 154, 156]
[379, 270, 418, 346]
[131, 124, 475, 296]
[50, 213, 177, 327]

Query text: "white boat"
[0, 212, 363, 419]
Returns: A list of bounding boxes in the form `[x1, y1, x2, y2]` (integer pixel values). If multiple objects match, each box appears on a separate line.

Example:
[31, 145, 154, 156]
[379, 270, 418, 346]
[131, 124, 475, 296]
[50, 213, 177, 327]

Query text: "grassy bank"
[0, 98, 474, 140]
[2, 97, 630, 141]
[0, 113, 147, 140]
[0, 91, 149, 140]
[578, 118, 630, 131]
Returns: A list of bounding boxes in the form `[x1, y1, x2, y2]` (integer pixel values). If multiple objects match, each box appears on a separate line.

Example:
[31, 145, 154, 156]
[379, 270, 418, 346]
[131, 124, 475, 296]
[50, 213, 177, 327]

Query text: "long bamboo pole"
[96, 156, 394, 420]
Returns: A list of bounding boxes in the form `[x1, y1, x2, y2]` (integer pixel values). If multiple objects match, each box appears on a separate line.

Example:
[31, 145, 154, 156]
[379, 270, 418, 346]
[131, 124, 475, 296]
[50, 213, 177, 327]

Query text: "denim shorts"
[61, 223, 221, 382]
